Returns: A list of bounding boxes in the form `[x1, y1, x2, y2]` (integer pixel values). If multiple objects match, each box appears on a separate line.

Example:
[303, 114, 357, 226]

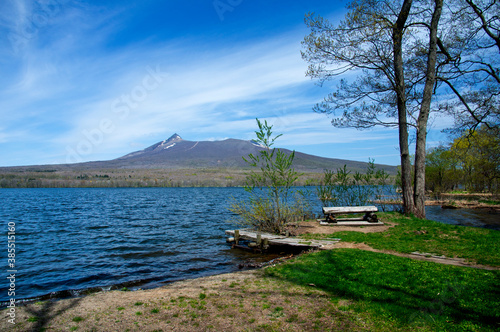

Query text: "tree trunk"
[393, 0, 415, 215]
[414, 0, 443, 219]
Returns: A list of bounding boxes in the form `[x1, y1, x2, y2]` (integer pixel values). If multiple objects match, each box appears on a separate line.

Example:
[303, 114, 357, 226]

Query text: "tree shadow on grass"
[22, 296, 83, 331]
[266, 248, 500, 330]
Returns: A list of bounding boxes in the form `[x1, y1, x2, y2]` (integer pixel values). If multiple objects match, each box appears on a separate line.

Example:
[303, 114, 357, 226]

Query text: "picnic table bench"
[322, 206, 379, 223]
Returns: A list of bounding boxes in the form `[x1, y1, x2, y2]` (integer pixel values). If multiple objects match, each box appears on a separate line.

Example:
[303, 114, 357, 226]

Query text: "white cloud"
[46, 32, 316, 160]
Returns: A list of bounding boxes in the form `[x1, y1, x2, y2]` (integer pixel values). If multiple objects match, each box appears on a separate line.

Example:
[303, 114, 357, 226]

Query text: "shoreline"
[1, 256, 325, 332]
[0, 268, 258, 310]
[0, 255, 290, 310]
[1, 269, 265, 331]
[3, 245, 498, 331]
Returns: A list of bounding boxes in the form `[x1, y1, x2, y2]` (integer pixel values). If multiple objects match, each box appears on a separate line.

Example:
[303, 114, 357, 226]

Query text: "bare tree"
[436, 0, 499, 133]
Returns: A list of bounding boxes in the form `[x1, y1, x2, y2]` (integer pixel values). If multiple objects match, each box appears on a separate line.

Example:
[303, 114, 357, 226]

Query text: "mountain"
[63, 134, 396, 174]
[0, 134, 397, 174]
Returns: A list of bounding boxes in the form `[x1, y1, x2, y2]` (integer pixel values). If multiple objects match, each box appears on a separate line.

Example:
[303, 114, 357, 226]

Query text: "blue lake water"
[426, 205, 500, 230]
[0, 187, 276, 304]
[0, 187, 498, 304]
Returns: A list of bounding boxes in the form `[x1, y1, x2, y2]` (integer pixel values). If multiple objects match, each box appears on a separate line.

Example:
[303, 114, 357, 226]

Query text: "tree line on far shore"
[426, 126, 500, 194]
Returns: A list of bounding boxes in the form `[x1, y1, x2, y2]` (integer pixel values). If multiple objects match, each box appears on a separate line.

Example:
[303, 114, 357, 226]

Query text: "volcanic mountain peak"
[163, 133, 182, 144]
[109, 134, 396, 174]
[157, 133, 183, 150]
[119, 134, 184, 159]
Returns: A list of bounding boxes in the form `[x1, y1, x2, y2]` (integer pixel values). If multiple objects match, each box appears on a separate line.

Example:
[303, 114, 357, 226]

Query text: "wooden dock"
[225, 229, 340, 250]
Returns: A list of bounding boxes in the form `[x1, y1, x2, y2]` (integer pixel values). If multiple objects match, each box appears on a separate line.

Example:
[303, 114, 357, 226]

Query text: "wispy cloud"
[0, 1, 406, 166]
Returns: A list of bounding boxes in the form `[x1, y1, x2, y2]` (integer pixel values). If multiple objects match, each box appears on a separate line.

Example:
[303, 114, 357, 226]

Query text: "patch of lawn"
[303, 212, 500, 266]
[266, 249, 500, 331]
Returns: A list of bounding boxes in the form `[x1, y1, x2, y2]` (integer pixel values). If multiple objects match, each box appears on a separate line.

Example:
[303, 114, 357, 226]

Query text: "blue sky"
[0, 0, 451, 167]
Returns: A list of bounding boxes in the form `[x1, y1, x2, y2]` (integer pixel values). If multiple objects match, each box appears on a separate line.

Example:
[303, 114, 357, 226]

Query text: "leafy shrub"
[317, 159, 402, 211]
[229, 119, 311, 234]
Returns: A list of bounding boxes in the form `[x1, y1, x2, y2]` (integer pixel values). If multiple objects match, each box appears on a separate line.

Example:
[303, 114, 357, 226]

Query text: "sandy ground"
[286, 220, 395, 236]
[1, 269, 367, 332]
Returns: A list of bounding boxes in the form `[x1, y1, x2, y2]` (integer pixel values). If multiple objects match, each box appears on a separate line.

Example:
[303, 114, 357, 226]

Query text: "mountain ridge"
[0, 135, 397, 174]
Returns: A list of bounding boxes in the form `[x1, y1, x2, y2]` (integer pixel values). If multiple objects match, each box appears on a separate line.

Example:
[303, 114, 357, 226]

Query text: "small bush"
[229, 119, 311, 234]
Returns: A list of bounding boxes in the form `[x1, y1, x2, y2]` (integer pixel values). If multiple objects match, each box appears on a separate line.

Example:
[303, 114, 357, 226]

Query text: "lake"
[0, 187, 276, 304]
[1, 187, 498, 304]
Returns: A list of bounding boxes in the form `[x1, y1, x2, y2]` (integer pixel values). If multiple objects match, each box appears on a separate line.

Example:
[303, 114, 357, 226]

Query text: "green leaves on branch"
[317, 159, 400, 212]
[230, 119, 309, 234]
[426, 126, 500, 193]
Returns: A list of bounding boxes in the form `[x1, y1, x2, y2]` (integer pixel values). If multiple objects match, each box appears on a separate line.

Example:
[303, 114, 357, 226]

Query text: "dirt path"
[289, 220, 499, 270]
[323, 241, 500, 270]
[287, 220, 395, 236]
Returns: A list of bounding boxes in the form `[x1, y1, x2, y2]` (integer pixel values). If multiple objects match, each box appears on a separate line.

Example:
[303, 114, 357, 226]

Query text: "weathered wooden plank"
[234, 229, 240, 245]
[323, 206, 378, 214]
[225, 229, 340, 249]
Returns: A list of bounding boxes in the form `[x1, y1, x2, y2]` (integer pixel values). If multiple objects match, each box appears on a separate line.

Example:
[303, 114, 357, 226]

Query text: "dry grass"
[2, 270, 369, 332]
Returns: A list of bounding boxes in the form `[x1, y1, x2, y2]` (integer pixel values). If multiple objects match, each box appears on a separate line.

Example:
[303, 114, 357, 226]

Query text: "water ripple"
[0, 187, 266, 303]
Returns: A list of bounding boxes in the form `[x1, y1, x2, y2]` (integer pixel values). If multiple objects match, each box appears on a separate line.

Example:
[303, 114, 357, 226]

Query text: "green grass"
[479, 199, 500, 205]
[449, 190, 469, 194]
[266, 249, 500, 331]
[302, 212, 500, 266]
